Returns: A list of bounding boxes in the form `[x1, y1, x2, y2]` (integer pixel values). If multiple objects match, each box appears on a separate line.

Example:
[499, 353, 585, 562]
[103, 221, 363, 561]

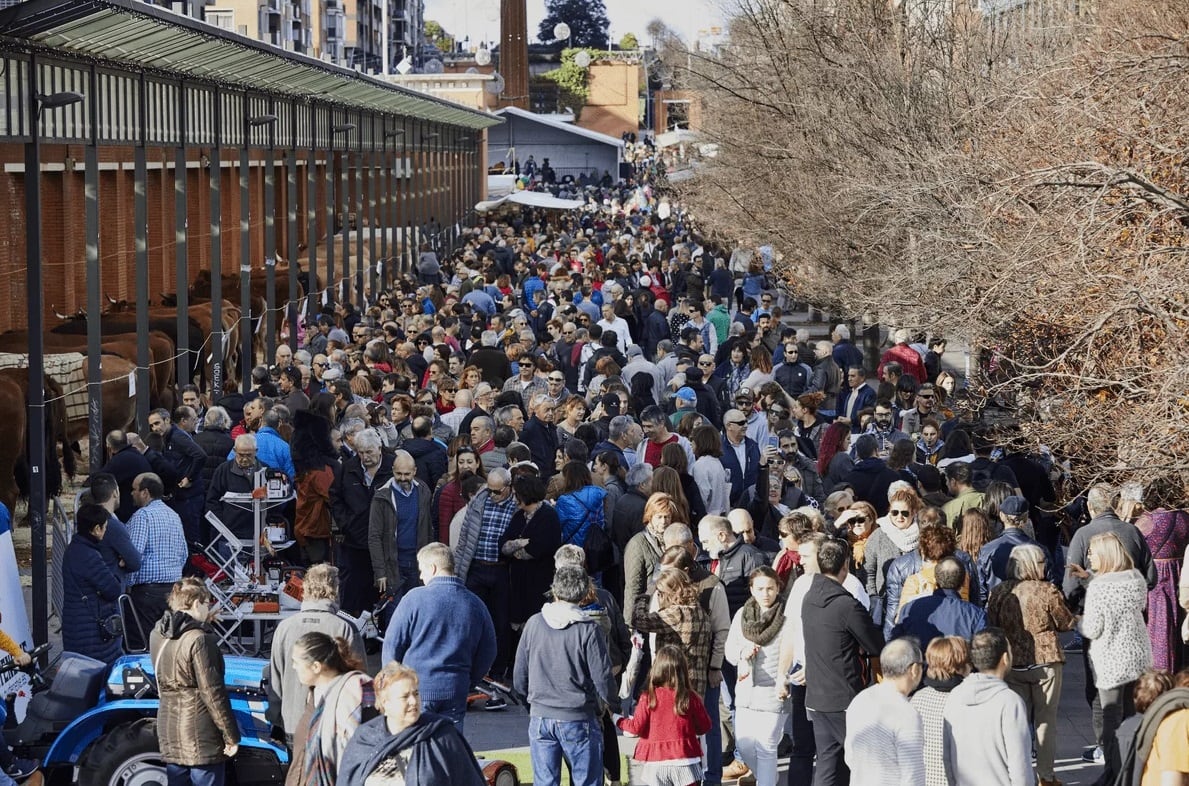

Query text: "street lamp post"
[26, 76, 85, 654]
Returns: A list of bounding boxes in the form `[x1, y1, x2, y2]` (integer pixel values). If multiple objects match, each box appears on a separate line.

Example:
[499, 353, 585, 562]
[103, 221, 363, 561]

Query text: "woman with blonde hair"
[1073, 532, 1153, 784]
[622, 494, 683, 624]
[338, 663, 484, 786]
[909, 636, 971, 786]
[986, 544, 1076, 786]
[836, 501, 877, 579]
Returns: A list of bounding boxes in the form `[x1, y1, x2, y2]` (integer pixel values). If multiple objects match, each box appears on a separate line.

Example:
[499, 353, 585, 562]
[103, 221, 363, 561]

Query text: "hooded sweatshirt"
[514, 600, 612, 721]
[801, 574, 885, 713]
[942, 673, 1035, 786]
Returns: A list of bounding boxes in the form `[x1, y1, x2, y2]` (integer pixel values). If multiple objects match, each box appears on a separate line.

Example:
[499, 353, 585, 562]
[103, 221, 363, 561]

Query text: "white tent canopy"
[476, 191, 586, 213]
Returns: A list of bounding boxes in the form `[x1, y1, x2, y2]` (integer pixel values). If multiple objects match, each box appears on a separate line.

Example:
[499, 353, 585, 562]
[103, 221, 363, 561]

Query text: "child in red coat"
[614, 645, 712, 786]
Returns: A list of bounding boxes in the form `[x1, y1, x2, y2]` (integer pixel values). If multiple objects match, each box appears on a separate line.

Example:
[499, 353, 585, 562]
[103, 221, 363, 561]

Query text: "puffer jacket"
[150, 611, 240, 766]
[556, 485, 608, 547]
[61, 532, 123, 664]
[881, 549, 979, 639]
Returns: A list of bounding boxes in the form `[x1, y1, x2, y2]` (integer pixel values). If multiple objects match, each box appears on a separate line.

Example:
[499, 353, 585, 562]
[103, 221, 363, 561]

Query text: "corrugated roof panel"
[0, 0, 502, 130]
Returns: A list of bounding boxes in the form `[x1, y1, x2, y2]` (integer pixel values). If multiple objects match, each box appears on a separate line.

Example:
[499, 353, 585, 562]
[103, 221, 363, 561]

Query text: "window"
[204, 8, 235, 31]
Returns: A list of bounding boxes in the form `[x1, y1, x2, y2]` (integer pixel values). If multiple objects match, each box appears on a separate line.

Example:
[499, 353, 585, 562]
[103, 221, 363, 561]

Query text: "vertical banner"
[0, 504, 32, 649]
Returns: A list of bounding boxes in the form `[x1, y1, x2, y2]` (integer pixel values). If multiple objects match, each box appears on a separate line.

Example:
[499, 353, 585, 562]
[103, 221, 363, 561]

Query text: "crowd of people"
[6, 141, 1189, 786]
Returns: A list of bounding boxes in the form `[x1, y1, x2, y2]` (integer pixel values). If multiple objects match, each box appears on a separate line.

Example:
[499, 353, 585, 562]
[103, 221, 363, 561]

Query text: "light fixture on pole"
[553, 22, 571, 49]
[28, 87, 85, 657]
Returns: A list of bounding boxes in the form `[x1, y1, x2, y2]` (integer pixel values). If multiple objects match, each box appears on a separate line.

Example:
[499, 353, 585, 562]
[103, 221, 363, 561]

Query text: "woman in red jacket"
[615, 645, 712, 786]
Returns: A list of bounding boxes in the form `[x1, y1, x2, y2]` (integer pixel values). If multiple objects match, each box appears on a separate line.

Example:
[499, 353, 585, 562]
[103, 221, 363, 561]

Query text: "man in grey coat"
[266, 564, 364, 741]
[368, 451, 434, 605]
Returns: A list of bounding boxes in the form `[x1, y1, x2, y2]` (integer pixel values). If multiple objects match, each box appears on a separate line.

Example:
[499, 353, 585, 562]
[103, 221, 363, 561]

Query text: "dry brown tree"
[676, 0, 1189, 498]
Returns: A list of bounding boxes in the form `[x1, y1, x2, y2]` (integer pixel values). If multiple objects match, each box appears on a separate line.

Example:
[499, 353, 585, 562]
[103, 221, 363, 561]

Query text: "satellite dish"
[424, 59, 444, 74]
[466, 66, 479, 74]
[475, 48, 492, 66]
[553, 22, 570, 41]
[573, 51, 592, 68]
[485, 72, 506, 95]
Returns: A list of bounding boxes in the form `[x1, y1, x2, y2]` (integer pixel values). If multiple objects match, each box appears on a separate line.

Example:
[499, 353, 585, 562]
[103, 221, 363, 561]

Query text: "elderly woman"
[338, 662, 484, 786]
[500, 476, 562, 628]
[1073, 532, 1153, 784]
[986, 544, 1075, 786]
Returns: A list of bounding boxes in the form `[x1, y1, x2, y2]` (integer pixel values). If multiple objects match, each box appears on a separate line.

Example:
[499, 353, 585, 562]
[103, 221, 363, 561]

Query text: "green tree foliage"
[540, 49, 599, 118]
[424, 20, 454, 53]
[537, 0, 610, 50]
[619, 32, 640, 51]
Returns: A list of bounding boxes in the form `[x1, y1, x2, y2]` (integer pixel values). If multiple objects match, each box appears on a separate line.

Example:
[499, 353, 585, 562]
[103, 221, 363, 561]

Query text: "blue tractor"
[2, 644, 287, 785]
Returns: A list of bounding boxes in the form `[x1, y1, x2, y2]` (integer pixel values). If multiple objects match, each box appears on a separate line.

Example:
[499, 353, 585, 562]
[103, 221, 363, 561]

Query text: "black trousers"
[466, 562, 511, 676]
[128, 582, 173, 651]
[788, 684, 816, 783]
[337, 544, 376, 618]
[808, 709, 849, 786]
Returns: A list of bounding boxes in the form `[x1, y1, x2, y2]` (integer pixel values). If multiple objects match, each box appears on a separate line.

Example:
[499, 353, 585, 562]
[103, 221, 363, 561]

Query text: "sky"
[423, 0, 728, 51]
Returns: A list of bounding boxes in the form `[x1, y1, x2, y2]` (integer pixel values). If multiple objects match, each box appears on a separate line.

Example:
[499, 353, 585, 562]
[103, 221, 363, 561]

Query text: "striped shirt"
[475, 496, 517, 563]
[844, 682, 925, 786]
[127, 499, 188, 585]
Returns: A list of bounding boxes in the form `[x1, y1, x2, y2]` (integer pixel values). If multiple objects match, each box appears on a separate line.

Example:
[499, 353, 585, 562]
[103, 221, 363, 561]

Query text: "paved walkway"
[463, 633, 1104, 785]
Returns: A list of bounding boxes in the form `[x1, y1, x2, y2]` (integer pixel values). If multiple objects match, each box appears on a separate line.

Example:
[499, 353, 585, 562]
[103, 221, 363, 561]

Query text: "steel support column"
[85, 66, 103, 472]
[175, 85, 190, 388]
[239, 106, 253, 393]
[210, 99, 224, 399]
[134, 74, 151, 429]
[263, 108, 278, 362]
[287, 112, 299, 352]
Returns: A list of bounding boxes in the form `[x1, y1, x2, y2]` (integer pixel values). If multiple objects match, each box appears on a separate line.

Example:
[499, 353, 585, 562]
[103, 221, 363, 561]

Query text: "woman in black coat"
[62, 504, 124, 664]
[498, 476, 562, 627]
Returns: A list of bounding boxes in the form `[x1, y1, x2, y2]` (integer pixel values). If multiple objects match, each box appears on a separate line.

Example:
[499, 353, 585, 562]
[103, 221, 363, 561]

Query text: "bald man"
[369, 451, 434, 607]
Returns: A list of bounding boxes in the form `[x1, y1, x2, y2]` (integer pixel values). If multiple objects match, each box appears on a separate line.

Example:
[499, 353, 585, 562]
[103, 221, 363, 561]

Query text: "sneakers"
[484, 696, 508, 711]
[722, 759, 753, 781]
[5, 758, 39, 780]
[1081, 745, 1103, 763]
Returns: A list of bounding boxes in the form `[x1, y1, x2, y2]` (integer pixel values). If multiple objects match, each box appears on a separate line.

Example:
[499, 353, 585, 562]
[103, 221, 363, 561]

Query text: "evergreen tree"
[537, 0, 610, 50]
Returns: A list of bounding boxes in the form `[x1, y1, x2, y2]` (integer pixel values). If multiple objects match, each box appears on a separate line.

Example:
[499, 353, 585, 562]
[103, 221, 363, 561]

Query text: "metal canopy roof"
[0, 0, 502, 130]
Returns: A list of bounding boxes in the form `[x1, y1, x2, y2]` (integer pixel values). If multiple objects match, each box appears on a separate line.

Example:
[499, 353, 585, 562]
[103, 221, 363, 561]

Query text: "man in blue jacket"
[892, 558, 987, 647]
[383, 544, 496, 732]
[720, 408, 761, 507]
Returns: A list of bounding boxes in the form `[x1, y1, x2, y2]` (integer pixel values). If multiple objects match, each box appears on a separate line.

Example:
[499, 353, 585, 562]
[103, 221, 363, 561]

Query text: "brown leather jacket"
[150, 611, 240, 766]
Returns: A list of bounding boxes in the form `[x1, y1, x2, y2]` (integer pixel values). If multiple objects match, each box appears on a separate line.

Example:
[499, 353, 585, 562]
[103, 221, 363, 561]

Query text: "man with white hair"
[808, 340, 843, 405]
[381, 543, 496, 732]
[831, 323, 864, 372]
[469, 329, 513, 387]
[206, 433, 263, 539]
[878, 328, 928, 384]
[330, 429, 393, 616]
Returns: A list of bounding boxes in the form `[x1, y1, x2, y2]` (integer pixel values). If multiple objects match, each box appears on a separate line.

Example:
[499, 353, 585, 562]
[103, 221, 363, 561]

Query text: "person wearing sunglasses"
[861, 486, 924, 630]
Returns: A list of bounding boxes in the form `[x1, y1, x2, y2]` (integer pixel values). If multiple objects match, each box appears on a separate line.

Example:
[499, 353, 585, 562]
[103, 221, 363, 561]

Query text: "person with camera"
[61, 503, 125, 664]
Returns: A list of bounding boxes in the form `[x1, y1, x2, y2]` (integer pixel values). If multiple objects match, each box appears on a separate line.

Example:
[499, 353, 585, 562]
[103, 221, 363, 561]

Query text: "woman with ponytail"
[285, 632, 376, 786]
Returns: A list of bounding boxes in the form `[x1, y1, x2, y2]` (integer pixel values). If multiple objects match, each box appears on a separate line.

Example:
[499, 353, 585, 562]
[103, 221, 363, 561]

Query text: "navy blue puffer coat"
[62, 531, 125, 664]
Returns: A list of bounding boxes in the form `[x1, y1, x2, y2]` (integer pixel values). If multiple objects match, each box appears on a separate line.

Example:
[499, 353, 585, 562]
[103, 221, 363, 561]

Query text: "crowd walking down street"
[4, 135, 1189, 786]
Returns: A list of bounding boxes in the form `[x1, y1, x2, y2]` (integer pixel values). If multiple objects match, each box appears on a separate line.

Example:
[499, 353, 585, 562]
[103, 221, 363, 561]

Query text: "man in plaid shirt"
[126, 472, 188, 649]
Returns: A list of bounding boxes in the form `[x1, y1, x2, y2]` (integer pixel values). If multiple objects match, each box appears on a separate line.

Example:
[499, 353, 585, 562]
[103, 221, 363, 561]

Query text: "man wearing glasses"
[720, 408, 761, 507]
[455, 468, 518, 680]
[899, 383, 939, 437]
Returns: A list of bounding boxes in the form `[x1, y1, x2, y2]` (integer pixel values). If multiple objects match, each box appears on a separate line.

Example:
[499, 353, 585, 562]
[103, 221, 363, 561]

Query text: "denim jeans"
[528, 715, 604, 786]
[166, 763, 225, 786]
[422, 697, 467, 734]
[704, 683, 723, 784]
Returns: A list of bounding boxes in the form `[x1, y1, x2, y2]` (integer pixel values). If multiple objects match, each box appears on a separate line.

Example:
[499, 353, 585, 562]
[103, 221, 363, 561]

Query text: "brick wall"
[0, 143, 470, 334]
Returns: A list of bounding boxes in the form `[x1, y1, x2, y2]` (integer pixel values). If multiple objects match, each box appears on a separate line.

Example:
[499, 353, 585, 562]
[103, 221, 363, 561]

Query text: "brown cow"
[0, 334, 165, 410]
[0, 369, 76, 511]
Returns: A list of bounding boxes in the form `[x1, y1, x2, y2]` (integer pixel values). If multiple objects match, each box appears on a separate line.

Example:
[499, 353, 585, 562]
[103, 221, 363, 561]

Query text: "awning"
[476, 191, 586, 212]
[0, 0, 501, 130]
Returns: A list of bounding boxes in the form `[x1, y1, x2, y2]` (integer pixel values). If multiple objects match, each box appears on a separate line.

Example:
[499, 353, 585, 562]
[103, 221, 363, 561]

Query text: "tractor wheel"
[77, 718, 168, 786]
